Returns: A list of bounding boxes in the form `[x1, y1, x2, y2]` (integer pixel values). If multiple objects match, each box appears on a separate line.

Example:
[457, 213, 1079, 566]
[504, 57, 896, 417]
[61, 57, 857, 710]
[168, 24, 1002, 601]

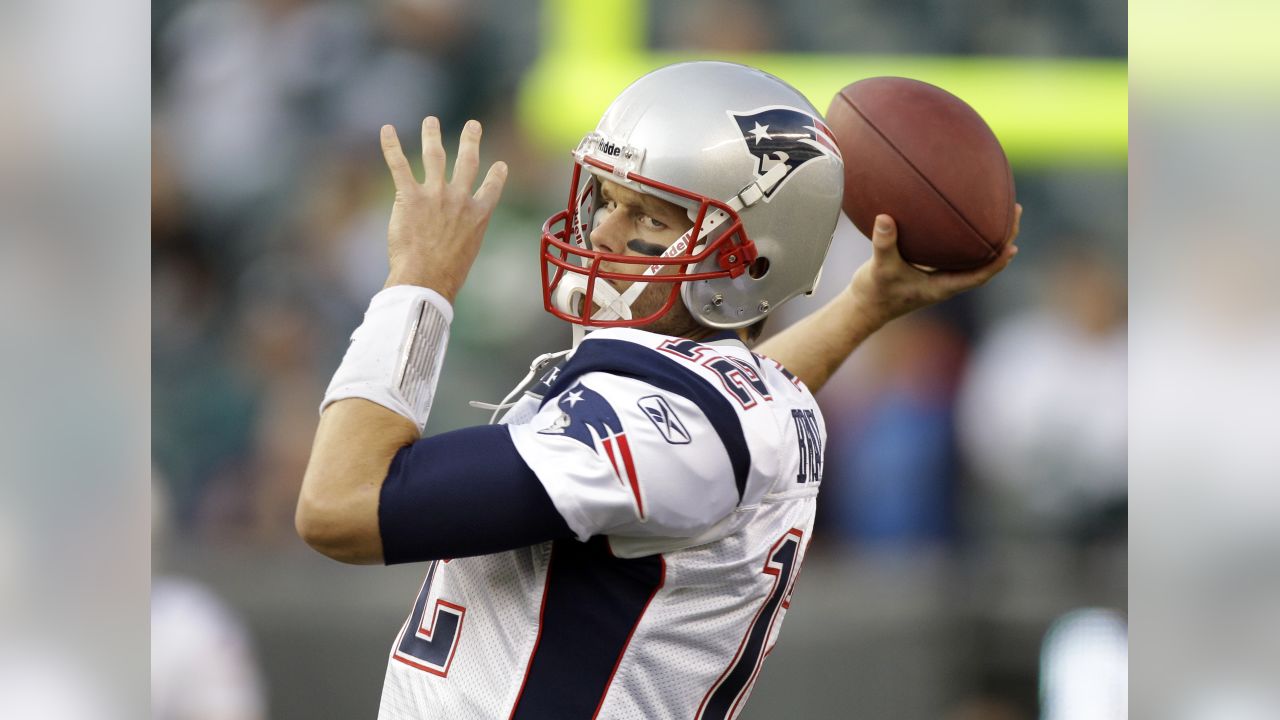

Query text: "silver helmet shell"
[571, 61, 845, 328]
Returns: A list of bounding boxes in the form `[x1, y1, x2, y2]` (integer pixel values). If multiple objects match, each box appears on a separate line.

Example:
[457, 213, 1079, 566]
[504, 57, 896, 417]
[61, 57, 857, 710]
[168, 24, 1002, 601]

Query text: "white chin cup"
[550, 273, 634, 322]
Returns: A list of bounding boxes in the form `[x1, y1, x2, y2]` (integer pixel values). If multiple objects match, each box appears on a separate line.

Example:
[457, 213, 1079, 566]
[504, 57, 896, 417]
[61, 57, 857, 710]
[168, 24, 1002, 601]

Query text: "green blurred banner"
[518, 0, 1128, 168]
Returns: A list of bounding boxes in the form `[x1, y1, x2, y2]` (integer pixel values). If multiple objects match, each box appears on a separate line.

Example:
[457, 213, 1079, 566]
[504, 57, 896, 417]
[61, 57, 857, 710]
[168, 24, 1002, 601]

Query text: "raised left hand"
[380, 117, 509, 302]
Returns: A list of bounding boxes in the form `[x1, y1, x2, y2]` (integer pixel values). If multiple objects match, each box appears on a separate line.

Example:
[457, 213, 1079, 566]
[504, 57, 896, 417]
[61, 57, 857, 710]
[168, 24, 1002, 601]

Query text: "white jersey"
[379, 328, 826, 719]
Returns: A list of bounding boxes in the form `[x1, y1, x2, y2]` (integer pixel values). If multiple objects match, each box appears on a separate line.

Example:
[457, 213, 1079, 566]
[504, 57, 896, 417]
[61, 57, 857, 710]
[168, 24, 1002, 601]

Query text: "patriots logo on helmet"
[539, 382, 646, 519]
[729, 106, 842, 198]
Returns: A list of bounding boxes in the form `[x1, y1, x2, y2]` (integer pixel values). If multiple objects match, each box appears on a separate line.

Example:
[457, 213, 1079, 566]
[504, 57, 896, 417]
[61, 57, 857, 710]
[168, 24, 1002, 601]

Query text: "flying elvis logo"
[729, 106, 842, 198]
[637, 395, 691, 445]
[539, 382, 646, 519]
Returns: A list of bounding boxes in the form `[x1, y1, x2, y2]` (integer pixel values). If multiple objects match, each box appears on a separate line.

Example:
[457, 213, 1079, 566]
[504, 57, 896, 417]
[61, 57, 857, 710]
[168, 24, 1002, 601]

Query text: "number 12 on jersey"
[697, 529, 805, 720]
[392, 561, 467, 677]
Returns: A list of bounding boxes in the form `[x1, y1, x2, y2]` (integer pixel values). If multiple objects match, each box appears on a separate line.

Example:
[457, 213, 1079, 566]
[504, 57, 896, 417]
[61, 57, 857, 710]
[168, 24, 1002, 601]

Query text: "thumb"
[869, 214, 900, 263]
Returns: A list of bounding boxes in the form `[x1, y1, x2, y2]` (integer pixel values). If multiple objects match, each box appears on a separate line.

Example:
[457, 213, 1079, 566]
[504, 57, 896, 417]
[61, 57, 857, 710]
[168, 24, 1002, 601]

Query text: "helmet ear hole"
[748, 256, 770, 279]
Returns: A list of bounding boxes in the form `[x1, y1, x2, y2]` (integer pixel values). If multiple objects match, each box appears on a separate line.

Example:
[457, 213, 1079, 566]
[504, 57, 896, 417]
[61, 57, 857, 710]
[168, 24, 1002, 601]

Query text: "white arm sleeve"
[507, 372, 740, 543]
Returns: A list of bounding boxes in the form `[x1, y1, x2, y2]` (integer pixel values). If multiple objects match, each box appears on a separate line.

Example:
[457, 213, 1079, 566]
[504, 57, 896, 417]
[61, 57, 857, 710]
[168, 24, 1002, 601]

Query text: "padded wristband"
[321, 285, 453, 434]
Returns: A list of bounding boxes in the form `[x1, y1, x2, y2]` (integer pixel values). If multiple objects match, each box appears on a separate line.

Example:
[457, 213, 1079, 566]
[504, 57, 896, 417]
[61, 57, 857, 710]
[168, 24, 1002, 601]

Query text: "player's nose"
[589, 208, 626, 255]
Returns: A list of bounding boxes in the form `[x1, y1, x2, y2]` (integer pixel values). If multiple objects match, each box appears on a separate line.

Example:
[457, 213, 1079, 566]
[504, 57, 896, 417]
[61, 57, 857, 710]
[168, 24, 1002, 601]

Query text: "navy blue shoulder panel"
[379, 424, 574, 565]
[542, 338, 750, 501]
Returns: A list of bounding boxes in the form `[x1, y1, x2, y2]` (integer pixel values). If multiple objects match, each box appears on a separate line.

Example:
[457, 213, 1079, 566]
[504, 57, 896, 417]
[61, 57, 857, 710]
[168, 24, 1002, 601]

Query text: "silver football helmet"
[540, 61, 844, 329]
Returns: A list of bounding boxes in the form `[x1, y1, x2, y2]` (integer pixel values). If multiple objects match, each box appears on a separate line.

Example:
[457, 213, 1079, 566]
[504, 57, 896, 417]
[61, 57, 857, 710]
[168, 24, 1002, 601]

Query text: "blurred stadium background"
[151, 0, 1126, 717]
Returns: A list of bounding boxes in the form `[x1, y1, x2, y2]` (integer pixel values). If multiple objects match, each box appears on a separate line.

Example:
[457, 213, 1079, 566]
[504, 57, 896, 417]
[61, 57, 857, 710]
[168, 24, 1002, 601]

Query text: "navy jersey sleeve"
[378, 424, 575, 565]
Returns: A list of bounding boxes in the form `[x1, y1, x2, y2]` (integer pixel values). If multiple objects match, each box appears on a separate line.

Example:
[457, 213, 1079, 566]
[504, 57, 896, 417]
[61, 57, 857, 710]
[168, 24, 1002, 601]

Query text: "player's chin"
[629, 285, 685, 327]
[599, 274, 631, 293]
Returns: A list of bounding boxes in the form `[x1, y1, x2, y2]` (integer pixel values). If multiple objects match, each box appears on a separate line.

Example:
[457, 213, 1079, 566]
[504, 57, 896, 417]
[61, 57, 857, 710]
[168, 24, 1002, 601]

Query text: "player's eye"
[638, 215, 667, 231]
[601, 199, 618, 212]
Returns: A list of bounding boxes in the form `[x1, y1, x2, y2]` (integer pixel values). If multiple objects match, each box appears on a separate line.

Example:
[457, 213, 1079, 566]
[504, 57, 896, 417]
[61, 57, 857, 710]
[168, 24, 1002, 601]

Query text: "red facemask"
[540, 154, 759, 328]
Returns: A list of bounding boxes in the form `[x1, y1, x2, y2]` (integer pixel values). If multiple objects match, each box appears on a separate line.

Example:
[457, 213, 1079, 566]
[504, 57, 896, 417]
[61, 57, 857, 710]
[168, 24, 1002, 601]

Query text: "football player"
[297, 61, 1019, 719]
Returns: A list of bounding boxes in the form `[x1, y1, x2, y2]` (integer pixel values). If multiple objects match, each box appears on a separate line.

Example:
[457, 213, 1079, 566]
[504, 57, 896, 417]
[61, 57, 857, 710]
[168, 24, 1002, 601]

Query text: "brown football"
[826, 77, 1016, 270]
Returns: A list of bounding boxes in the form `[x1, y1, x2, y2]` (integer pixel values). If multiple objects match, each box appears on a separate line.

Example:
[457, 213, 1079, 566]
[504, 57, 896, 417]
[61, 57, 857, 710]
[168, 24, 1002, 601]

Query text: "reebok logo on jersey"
[637, 395, 691, 445]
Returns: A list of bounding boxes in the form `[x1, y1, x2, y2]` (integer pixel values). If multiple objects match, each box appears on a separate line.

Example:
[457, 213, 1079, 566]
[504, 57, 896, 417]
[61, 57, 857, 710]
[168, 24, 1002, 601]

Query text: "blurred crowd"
[152, 0, 563, 541]
[151, 0, 1126, 717]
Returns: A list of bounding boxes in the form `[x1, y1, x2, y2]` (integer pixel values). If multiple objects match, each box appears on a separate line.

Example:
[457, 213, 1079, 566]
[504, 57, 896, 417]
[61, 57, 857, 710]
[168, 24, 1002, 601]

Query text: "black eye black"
[627, 239, 666, 256]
